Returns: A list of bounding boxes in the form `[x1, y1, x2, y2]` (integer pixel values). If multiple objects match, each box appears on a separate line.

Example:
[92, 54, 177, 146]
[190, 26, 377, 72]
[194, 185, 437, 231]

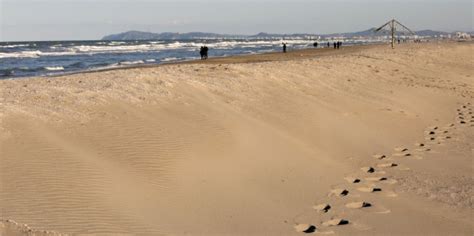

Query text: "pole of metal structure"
[391, 19, 395, 49]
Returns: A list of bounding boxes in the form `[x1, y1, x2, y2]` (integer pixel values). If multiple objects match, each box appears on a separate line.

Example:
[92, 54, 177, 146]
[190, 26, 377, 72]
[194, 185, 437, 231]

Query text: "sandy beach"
[1, 42, 473, 235]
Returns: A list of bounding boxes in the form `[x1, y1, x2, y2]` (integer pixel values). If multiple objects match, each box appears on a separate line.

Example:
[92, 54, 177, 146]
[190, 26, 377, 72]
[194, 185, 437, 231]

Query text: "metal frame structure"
[375, 19, 415, 49]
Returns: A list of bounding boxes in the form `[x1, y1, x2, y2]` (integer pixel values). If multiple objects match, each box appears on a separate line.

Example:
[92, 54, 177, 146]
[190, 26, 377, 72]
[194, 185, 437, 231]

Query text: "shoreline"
[2, 40, 465, 81]
[4, 42, 386, 80]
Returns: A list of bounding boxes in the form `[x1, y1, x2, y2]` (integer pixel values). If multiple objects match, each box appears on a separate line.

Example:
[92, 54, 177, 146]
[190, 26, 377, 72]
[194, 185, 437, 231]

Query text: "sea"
[0, 39, 380, 79]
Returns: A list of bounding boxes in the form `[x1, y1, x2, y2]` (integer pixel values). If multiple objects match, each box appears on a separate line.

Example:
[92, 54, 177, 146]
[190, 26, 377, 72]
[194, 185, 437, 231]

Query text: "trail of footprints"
[292, 103, 473, 234]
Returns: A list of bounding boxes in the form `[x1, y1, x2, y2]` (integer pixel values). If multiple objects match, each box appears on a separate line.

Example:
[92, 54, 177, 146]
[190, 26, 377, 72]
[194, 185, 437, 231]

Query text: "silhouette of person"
[333, 42, 337, 49]
[203, 46, 209, 59]
[313, 42, 318, 48]
[327, 42, 330, 48]
[282, 43, 287, 53]
[200, 46, 205, 60]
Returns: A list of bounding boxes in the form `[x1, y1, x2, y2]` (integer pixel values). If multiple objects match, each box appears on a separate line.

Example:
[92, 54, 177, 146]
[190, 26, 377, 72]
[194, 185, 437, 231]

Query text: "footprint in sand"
[323, 219, 350, 227]
[365, 177, 388, 182]
[357, 187, 382, 193]
[346, 201, 372, 209]
[361, 167, 376, 173]
[393, 147, 412, 156]
[294, 224, 317, 233]
[330, 189, 349, 197]
[313, 203, 331, 213]
[415, 147, 428, 152]
[414, 144, 431, 152]
[366, 177, 397, 185]
[377, 163, 398, 168]
[394, 147, 409, 152]
[446, 123, 455, 127]
[373, 154, 387, 160]
[393, 152, 412, 157]
[414, 142, 425, 147]
[344, 177, 361, 183]
[427, 131, 436, 135]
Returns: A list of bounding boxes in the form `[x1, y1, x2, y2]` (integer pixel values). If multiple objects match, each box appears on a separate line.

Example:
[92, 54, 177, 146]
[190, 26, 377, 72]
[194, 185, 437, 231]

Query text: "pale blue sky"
[1, 0, 472, 41]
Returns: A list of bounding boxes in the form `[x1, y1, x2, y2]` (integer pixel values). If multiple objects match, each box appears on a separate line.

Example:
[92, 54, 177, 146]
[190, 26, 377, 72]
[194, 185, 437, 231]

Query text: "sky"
[1, 0, 472, 41]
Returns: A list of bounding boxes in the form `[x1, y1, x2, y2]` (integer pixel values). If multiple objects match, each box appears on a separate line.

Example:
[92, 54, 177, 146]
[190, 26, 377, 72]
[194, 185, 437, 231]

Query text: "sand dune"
[1, 42, 473, 235]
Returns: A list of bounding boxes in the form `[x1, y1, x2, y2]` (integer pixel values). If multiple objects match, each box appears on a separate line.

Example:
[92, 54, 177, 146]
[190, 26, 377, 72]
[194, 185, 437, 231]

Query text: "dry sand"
[0, 42, 473, 235]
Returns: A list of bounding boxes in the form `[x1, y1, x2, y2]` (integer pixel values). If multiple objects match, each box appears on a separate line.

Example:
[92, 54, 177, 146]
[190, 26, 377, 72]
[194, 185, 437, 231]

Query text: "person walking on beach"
[282, 43, 287, 53]
[313, 42, 318, 48]
[200, 46, 205, 60]
[203, 46, 209, 59]
[333, 42, 337, 49]
[327, 42, 330, 48]
[199, 46, 209, 60]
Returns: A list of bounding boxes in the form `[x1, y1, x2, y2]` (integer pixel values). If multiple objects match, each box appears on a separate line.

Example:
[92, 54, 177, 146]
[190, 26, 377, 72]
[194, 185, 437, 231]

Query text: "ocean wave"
[145, 59, 156, 62]
[0, 40, 316, 59]
[0, 50, 42, 58]
[0, 44, 30, 48]
[118, 60, 145, 65]
[161, 57, 180, 62]
[107, 41, 127, 46]
[44, 66, 65, 71]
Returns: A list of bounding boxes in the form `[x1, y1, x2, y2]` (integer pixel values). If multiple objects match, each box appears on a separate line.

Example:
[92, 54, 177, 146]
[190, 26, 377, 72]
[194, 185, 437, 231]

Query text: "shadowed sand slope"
[0, 42, 473, 235]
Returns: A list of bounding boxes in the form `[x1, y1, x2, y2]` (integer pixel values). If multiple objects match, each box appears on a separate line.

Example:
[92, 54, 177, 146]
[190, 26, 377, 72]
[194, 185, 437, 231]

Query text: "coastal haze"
[1, 0, 474, 236]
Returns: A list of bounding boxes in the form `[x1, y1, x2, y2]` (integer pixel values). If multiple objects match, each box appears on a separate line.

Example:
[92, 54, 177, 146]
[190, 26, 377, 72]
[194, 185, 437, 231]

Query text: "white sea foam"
[161, 57, 179, 62]
[145, 59, 156, 62]
[108, 41, 127, 46]
[0, 44, 30, 48]
[44, 66, 65, 71]
[0, 51, 42, 59]
[119, 60, 145, 65]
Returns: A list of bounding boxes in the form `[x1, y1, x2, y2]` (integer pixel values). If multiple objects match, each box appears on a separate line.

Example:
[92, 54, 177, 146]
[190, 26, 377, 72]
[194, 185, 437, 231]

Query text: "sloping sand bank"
[1, 42, 473, 235]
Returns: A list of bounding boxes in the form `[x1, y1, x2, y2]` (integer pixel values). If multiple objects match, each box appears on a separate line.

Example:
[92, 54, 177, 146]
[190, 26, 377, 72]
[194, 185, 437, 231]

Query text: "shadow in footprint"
[373, 154, 387, 160]
[358, 187, 382, 193]
[313, 204, 331, 213]
[345, 177, 361, 183]
[362, 167, 375, 173]
[323, 219, 350, 227]
[294, 224, 317, 234]
[346, 201, 372, 209]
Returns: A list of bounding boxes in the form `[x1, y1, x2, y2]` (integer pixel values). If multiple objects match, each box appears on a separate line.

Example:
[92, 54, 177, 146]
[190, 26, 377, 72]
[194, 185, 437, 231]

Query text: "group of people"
[313, 41, 343, 49]
[333, 41, 343, 49]
[199, 46, 209, 60]
[199, 40, 344, 59]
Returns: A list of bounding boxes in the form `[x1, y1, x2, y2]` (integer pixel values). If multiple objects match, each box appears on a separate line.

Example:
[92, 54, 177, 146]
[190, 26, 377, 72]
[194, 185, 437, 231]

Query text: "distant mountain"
[102, 31, 237, 40]
[102, 29, 450, 41]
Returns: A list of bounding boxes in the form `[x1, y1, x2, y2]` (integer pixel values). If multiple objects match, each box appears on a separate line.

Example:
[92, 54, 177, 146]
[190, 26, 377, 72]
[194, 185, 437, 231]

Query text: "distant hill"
[102, 29, 450, 40]
[102, 31, 237, 40]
